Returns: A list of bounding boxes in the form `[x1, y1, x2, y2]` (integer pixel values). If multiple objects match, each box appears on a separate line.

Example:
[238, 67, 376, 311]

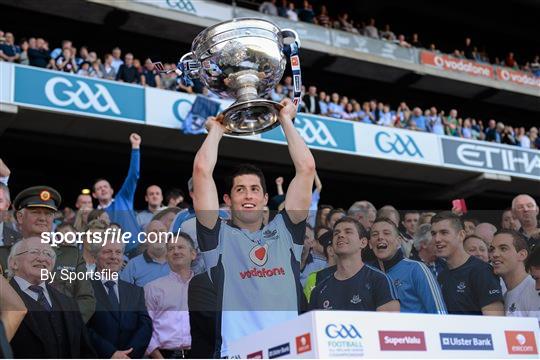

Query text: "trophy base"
[221, 99, 284, 136]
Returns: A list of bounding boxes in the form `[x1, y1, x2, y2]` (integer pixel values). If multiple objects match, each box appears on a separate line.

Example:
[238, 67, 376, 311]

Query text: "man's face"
[530, 266, 540, 291]
[167, 236, 196, 270]
[402, 213, 419, 235]
[463, 220, 476, 236]
[501, 210, 520, 230]
[96, 241, 124, 273]
[464, 237, 489, 263]
[357, 211, 375, 231]
[490, 233, 526, 276]
[370, 221, 400, 261]
[11, 237, 55, 285]
[0, 188, 10, 211]
[224, 174, 268, 225]
[125, 54, 133, 66]
[308, 86, 317, 95]
[93, 180, 113, 203]
[146, 220, 168, 256]
[75, 194, 93, 210]
[5, 32, 14, 44]
[333, 221, 365, 256]
[113, 48, 121, 58]
[145, 186, 163, 208]
[431, 220, 465, 259]
[512, 195, 539, 226]
[16, 207, 54, 237]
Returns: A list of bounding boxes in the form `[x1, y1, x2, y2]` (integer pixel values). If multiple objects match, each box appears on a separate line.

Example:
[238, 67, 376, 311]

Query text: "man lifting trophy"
[159, 17, 302, 135]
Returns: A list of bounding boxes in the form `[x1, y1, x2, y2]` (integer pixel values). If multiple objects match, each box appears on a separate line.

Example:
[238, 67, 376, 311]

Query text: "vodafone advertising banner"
[496, 67, 540, 88]
[229, 311, 539, 358]
[420, 51, 494, 79]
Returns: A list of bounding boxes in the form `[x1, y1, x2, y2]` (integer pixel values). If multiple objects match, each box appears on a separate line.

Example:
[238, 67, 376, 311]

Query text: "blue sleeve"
[413, 263, 447, 314]
[120, 259, 136, 284]
[116, 149, 140, 207]
[281, 210, 307, 246]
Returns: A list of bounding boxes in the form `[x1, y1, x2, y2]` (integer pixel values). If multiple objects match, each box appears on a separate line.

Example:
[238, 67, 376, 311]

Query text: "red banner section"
[496, 67, 540, 88]
[420, 51, 494, 79]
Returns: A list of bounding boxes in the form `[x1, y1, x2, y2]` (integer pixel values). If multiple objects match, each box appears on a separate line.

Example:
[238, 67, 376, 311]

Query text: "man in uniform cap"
[2, 186, 96, 322]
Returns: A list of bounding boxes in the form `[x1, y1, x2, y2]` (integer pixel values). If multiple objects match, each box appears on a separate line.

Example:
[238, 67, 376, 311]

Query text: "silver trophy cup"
[179, 18, 299, 135]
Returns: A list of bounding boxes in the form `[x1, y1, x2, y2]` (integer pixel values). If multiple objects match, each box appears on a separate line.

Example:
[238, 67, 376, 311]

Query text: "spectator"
[259, 0, 278, 16]
[380, 24, 396, 41]
[491, 230, 540, 321]
[116, 53, 140, 83]
[309, 217, 400, 311]
[371, 218, 447, 313]
[277, 0, 288, 17]
[298, 0, 316, 23]
[412, 223, 446, 278]
[463, 235, 489, 263]
[364, 18, 379, 38]
[144, 232, 196, 358]
[92, 133, 141, 256]
[516, 127, 531, 148]
[432, 212, 504, 315]
[302, 85, 320, 114]
[326, 208, 346, 229]
[8, 237, 96, 358]
[327, 92, 344, 119]
[505, 52, 518, 69]
[164, 188, 185, 208]
[315, 5, 331, 28]
[410, 107, 427, 131]
[100, 53, 117, 80]
[141, 58, 161, 88]
[484, 119, 500, 142]
[445, 109, 459, 136]
[396, 34, 411, 48]
[401, 210, 420, 257]
[300, 224, 327, 286]
[76, 61, 93, 77]
[501, 125, 517, 145]
[18, 38, 29, 65]
[338, 13, 358, 33]
[461, 118, 473, 139]
[137, 185, 166, 230]
[474, 222, 497, 246]
[463, 37, 475, 59]
[530, 127, 540, 149]
[153, 207, 182, 231]
[377, 104, 393, 126]
[270, 83, 286, 102]
[286, 1, 298, 21]
[463, 218, 478, 236]
[501, 208, 521, 231]
[27, 38, 50, 68]
[55, 47, 77, 73]
[0, 32, 20, 62]
[512, 194, 540, 250]
[111, 46, 124, 73]
[531, 55, 540, 76]
[410, 33, 423, 48]
[87, 233, 152, 359]
[528, 246, 540, 290]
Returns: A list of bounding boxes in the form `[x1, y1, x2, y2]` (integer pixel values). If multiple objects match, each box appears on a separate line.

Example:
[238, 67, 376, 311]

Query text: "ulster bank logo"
[44, 77, 121, 114]
[375, 131, 423, 157]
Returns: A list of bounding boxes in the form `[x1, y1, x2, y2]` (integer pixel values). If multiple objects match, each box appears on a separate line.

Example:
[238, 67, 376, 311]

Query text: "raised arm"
[192, 116, 224, 229]
[280, 98, 316, 224]
[275, 177, 285, 196]
[116, 133, 141, 203]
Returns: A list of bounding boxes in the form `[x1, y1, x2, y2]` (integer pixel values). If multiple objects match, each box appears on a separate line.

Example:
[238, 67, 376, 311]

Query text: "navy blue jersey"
[308, 264, 398, 311]
[438, 255, 502, 315]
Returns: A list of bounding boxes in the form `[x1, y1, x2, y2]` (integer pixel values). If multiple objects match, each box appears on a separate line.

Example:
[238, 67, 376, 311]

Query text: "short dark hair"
[494, 229, 529, 255]
[334, 216, 369, 239]
[172, 231, 196, 250]
[462, 217, 479, 226]
[431, 211, 464, 232]
[526, 245, 540, 270]
[371, 217, 399, 237]
[152, 207, 181, 223]
[403, 210, 420, 217]
[92, 178, 109, 192]
[164, 188, 185, 204]
[87, 209, 107, 223]
[463, 234, 487, 248]
[326, 208, 346, 225]
[225, 164, 267, 195]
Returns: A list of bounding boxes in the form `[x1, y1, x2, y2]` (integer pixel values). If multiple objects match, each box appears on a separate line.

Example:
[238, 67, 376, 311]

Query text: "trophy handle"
[280, 28, 301, 48]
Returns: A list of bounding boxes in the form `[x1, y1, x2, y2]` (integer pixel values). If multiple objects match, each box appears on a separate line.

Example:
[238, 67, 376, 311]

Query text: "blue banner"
[261, 114, 356, 153]
[14, 65, 145, 121]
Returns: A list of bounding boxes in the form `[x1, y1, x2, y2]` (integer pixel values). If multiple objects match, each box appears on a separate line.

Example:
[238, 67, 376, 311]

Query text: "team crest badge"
[40, 190, 51, 201]
[249, 244, 268, 266]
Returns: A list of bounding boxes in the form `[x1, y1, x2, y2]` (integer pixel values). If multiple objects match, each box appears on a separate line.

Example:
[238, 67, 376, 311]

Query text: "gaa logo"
[166, 0, 196, 13]
[295, 118, 337, 147]
[325, 324, 362, 339]
[375, 131, 424, 157]
[44, 77, 121, 114]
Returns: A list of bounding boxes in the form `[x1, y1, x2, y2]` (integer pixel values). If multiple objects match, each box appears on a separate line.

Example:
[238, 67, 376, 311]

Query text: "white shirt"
[504, 275, 540, 321]
[520, 136, 531, 149]
[13, 276, 52, 307]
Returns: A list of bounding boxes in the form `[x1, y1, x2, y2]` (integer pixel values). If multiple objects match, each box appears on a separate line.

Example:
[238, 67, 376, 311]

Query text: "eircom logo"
[505, 331, 538, 355]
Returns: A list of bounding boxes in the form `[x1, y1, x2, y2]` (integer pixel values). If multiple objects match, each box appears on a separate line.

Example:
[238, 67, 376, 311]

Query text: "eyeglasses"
[15, 248, 55, 259]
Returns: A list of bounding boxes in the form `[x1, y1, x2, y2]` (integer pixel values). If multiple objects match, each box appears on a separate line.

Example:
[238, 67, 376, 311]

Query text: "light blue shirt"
[120, 251, 170, 287]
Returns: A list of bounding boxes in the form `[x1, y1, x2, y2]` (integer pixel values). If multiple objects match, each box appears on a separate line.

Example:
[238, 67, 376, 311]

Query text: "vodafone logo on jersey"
[505, 331, 538, 355]
[249, 244, 268, 266]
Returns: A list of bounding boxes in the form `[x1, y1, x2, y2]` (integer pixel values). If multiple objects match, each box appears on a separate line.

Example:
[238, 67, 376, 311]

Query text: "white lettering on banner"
[433, 56, 491, 77]
[384, 336, 421, 346]
[499, 68, 540, 87]
[44, 77, 121, 114]
[456, 143, 540, 174]
[296, 118, 337, 147]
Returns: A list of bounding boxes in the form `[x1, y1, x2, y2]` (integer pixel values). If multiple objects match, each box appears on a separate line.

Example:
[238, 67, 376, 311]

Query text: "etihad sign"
[497, 67, 540, 88]
[421, 51, 494, 79]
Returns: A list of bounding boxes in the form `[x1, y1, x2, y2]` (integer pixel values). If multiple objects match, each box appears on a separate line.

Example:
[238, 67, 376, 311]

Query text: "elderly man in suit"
[7, 237, 96, 358]
[87, 229, 152, 358]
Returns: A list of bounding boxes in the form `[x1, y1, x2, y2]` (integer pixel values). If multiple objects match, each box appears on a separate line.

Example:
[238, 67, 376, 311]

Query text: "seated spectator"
[309, 217, 400, 312]
[364, 18, 379, 38]
[315, 5, 331, 28]
[100, 53, 117, 80]
[28, 38, 50, 68]
[141, 58, 161, 88]
[121, 220, 171, 287]
[380, 24, 396, 41]
[144, 232, 196, 358]
[8, 237, 96, 358]
[338, 13, 358, 34]
[286, 1, 298, 21]
[91, 60, 103, 78]
[491, 230, 540, 321]
[87, 234, 152, 359]
[259, 0, 278, 16]
[298, 0, 316, 23]
[116, 53, 139, 83]
[0, 32, 20, 62]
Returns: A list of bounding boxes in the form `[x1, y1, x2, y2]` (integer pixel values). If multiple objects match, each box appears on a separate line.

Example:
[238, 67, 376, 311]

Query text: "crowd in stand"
[258, 0, 540, 77]
[1, 29, 539, 149]
[0, 118, 539, 357]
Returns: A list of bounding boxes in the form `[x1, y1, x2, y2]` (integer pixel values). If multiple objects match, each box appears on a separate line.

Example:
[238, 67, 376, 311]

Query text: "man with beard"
[121, 220, 170, 287]
[192, 98, 315, 357]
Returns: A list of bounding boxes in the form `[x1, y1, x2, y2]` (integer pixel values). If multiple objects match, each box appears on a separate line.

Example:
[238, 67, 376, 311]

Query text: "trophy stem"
[230, 71, 260, 103]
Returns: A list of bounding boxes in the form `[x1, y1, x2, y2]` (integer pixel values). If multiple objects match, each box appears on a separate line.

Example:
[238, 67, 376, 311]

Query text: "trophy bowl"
[180, 18, 297, 136]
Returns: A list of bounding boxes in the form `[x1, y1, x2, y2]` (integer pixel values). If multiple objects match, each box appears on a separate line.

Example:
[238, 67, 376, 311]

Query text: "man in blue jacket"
[92, 133, 141, 257]
[370, 217, 447, 314]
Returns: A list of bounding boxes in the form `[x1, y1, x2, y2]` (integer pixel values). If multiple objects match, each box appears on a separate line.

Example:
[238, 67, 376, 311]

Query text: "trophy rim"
[221, 99, 284, 136]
